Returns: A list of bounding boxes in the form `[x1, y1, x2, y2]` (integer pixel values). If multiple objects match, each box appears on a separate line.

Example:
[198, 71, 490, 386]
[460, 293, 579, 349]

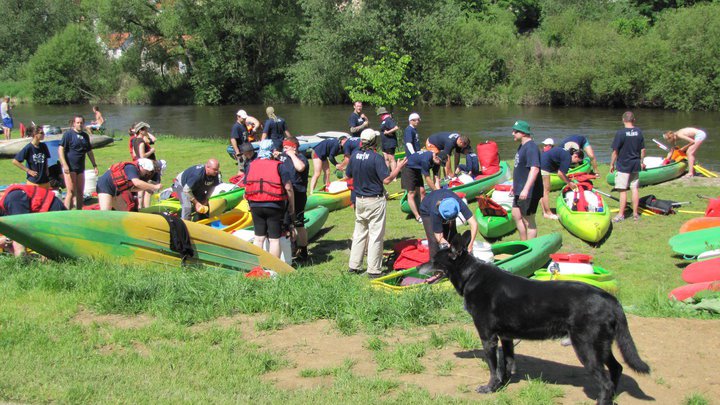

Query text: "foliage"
[26, 24, 118, 104]
[345, 47, 419, 111]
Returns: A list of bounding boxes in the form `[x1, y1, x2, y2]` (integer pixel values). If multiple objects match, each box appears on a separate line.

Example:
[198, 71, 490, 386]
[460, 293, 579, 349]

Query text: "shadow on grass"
[590, 223, 614, 248]
[454, 350, 654, 402]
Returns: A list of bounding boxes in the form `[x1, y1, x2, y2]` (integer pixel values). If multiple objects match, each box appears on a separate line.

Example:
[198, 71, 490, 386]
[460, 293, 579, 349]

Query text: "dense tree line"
[1, 0, 718, 110]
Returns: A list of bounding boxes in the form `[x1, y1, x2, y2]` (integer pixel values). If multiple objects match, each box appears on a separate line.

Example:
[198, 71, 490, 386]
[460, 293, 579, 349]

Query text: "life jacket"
[392, 239, 430, 270]
[110, 162, 140, 193]
[229, 173, 246, 186]
[563, 174, 599, 212]
[0, 184, 56, 213]
[476, 195, 507, 217]
[476, 141, 500, 176]
[244, 159, 287, 202]
[128, 135, 137, 160]
[706, 197, 720, 217]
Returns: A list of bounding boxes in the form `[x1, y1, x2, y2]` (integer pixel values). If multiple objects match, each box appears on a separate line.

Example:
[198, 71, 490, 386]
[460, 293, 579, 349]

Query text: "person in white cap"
[541, 138, 554, 152]
[97, 158, 162, 211]
[129, 122, 159, 209]
[346, 128, 407, 278]
[230, 110, 250, 171]
[404, 113, 421, 155]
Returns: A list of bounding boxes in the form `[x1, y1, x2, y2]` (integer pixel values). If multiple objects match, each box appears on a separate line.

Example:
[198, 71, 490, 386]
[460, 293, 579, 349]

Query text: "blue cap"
[258, 139, 274, 159]
[438, 198, 460, 220]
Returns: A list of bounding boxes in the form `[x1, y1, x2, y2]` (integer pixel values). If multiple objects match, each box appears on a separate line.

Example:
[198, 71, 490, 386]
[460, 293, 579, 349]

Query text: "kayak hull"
[0, 134, 114, 158]
[669, 227, 720, 257]
[0, 210, 294, 274]
[141, 186, 245, 216]
[679, 217, 720, 233]
[531, 266, 618, 294]
[606, 160, 687, 187]
[474, 207, 515, 239]
[556, 194, 611, 243]
[549, 158, 592, 191]
[306, 189, 351, 212]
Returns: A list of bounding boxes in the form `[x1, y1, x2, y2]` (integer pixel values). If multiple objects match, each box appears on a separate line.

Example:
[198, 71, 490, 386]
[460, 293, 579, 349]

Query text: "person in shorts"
[1, 96, 13, 140]
[610, 111, 645, 222]
[58, 115, 99, 210]
[309, 135, 347, 194]
[378, 107, 399, 172]
[278, 136, 310, 262]
[401, 149, 445, 222]
[510, 120, 543, 241]
[12, 125, 51, 188]
[663, 127, 707, 177]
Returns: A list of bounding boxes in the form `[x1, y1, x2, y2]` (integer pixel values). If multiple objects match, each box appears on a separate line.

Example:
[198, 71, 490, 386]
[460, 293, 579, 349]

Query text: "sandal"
[612, 215, 625, 223]
[633, 214, 641, 222]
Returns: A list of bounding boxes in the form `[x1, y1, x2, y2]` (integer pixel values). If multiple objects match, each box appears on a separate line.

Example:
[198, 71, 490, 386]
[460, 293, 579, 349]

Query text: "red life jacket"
[128, 135, 137, 160]
[393, 239, 430, 270]
[110, 162, 140, 193]
[0, 184, 56, 213]
[244, 159, 287, 202]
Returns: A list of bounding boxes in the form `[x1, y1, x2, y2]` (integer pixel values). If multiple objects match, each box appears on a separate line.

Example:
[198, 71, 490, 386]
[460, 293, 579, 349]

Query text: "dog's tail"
[615, 307, 650, 374]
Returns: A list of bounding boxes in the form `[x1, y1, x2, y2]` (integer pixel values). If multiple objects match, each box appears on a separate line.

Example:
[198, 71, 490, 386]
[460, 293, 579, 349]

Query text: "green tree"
[345, 47, 419, 111]
[27, 24, 116, 104]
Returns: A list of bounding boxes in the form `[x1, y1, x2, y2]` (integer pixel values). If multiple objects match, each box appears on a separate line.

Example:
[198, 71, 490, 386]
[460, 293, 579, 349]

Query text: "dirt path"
[218, 315, 720, 404]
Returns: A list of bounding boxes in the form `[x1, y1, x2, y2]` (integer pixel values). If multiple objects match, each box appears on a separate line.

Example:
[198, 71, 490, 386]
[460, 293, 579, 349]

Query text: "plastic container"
[491, 181, 513, 206]
[472, 241, 494, 263]
[327, 180, 349, 193]
[457, 173, 474, 184]
[643, 156, 664, 169]
[232, 231, 292, 265]
[548, 253, 594, 274]
[83, 169, 98, 195]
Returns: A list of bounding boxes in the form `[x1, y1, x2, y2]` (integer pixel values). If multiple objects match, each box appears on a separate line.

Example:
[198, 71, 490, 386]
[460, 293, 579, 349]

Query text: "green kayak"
[549, 158, 592, 191]
[555, 192, 611, 243]
[606, 160, 687, 187]
[669, 227, 720, 257]
[531, 265, 618, 294]
[400, 161, 510, 214]
[306, 189, 351, 212]
[474, 206, 515, 239]
[141, 187, 245, 215]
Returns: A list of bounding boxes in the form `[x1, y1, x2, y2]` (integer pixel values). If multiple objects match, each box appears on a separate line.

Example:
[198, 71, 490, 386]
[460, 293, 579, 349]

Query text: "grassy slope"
[0, 137, 717, 403]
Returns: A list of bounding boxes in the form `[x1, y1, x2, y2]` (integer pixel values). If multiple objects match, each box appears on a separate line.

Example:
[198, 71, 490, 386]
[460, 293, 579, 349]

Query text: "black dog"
[434, 231, 650, 405]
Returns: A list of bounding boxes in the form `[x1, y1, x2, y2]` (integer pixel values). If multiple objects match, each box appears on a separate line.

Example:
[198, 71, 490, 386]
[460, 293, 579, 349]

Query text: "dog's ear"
[461, 230, 471, 250]
[450, 233, 465, 253]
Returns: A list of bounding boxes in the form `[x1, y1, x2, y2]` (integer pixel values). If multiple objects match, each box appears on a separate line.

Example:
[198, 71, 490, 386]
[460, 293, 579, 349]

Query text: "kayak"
[669, 227, 720, 257]
[400, 161, 510, 214]
[306, 189, 351, 212]
[682, 257, 720, 284]
[555, 191, 611, 243]
[606, 160, 687, 187]
[0, 134, 114, 158]
[0, 210, 294, 274]
[235, 205, 330, 240]
[531, 266, 618, 294]
[669, 281, 720, 301]
[141, 186, 245, 217]
[679, 217, 720, 233]
[371, 232, 563, 291]
[474, 206, 515, 239]
[197, 209, 253, 233]
[549, 158, 593, 191]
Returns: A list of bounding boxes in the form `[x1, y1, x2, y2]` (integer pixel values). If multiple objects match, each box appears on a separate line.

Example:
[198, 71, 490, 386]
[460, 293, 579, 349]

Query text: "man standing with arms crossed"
[610, 111, 645, 222]
[511, 120, 543, 241]
[349, 101, 369, 136]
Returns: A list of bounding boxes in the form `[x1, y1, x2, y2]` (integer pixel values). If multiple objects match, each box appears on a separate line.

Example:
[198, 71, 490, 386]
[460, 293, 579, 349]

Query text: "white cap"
[236, 109, 248, 119]
[408, 113, 420, 122]
[360, 128, 380, 143]
[137, 158, 155, 172]
[158, 159, 167, 175]
[541, 138, 554, 146]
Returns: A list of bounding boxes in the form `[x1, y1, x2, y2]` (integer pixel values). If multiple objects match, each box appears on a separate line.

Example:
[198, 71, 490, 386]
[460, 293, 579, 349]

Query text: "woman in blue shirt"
[58, 115, 99, 210]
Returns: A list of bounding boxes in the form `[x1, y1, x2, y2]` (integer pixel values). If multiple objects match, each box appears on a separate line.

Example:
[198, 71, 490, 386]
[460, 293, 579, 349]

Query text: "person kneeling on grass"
[540, 147, 584, 220]
[420, 188, 478, 258]
[0, 184, 66, 256]
[97, 158, 162, 211]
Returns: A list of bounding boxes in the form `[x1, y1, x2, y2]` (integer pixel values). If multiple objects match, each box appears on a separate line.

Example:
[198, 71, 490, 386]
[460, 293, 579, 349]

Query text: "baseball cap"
[236, 109, 248, 119]
[512, 120, 532, 135]
[360, 128, 379, 143]
[408, 113, 420, 122]
[137, 158, 155, 172]
[438, 198, 460, 220]
[541, 138, 554, 146]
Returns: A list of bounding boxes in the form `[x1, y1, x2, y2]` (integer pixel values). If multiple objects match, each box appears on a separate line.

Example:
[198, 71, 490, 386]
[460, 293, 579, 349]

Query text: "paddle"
[653, 138, 718, 178]
[387, 191, 404, 200]
[596, 189, 656, 216]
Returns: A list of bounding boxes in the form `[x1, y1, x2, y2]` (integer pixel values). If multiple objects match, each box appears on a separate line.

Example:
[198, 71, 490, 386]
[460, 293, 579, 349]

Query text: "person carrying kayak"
[663, 127, 707, 177]
[97, 158, 162, 211]
[0, 184, 66, 256]
[12, 125, 51, 189]
[172, 159, 221, 220]
[540, 147, 584, 220]
[309, 135, 348, 194]
[419, 188, 478, 257]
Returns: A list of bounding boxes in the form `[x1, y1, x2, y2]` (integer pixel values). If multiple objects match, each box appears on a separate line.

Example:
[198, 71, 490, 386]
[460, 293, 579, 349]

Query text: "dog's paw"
[475, 384, 498, 394]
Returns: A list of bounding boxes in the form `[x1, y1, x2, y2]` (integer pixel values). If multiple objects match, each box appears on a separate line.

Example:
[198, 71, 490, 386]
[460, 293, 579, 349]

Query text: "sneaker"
[611, 215, 625, 223]
[348, 268, 363, 274]
[367, 271, 389, 279]
[561, 337, 572, 347]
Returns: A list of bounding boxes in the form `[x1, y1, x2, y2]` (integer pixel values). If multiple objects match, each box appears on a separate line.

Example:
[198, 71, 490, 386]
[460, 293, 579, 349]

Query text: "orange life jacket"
[110, 162, 140, 193]
[0, 184, 56, 213]
[244, 159, 287, 202]
[476, 195, 507, 217]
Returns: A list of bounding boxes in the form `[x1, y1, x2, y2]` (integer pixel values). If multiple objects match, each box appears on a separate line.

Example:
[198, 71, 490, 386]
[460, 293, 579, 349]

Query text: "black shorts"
[66, 154, 86, 174]
[250, 206, 284, 239]
[96, 173, 119, 196]
[401, 167, 424, 191]
[382, 147, 396, 155]
[293, 191, 307, 228]
[512, 195, 540, 216]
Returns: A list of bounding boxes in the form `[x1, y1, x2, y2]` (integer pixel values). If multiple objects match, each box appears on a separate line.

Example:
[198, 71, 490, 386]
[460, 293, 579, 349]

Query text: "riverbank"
[0, 137, 718, 403]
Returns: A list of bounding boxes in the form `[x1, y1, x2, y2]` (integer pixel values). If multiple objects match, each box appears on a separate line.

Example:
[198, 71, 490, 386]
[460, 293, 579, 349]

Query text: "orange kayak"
[679, 217, 720, 233]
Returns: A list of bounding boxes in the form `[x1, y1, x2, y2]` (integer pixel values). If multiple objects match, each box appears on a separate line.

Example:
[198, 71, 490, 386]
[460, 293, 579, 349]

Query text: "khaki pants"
[348, 196, 387, 274]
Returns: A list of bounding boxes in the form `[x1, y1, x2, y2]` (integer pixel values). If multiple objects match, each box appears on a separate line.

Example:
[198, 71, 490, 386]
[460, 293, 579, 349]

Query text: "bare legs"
[310, 158, 328, 194]
[63, 172, 85, 210]
[512, 206, 537, 241]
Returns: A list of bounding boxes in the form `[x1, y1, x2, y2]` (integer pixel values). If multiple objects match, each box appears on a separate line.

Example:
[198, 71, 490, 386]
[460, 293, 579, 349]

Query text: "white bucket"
[472, 241, 494, 263]
[643, 156, 664, 169]
[548, 261, 595, 275]
[83, 169, 98, 195]
[232, 229, 255, 242]
[327, 180, 349, 193]
[457, 174, 474, 184]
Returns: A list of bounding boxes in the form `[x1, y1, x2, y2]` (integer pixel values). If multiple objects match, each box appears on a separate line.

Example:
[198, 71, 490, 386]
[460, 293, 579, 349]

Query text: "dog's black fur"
[434, 231, 650, 405]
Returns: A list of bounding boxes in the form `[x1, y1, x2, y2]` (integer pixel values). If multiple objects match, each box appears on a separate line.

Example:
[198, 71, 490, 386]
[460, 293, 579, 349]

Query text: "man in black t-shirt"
[610, 111, 645, 222]
[511, 120, 543, 241]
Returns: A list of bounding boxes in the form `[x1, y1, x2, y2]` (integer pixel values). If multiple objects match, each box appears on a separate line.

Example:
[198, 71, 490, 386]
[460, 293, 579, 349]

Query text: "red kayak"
[682, 258, 720, 284]
[679, 217, 720, 233]
[669, 281, 720, 301]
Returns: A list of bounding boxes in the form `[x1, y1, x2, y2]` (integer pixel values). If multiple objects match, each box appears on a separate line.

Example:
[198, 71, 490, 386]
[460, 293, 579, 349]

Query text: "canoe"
[549, 158, 593, 191]
[0, 134, 114, 158]
[606, 160, 687, 187]
[235, 206, 330, 241]
[555, 191, 611, 243]
[371, 232, 563, 291]
[679, 217, 720, 233]
[141, 186, 245, 217]
[682, 257, 720, 284]
[306, 188, 351, 212]
[197, 209, 253, 233]
[669, 281, 720, 301]
[0, 210, 294, 274]
[400, 161, 510, 214]
[669, 227, 720, 257]
[474, 206, 515, 239]
[531, 266, 618, 294]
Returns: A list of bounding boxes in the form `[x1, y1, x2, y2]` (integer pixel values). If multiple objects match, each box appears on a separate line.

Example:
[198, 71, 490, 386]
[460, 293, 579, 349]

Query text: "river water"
[11, 104, 719, 168]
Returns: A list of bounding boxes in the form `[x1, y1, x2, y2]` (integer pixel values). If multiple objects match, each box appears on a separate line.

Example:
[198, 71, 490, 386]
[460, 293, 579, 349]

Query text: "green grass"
[1, 136, 719, 402]
[683, 393, 711, 405]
